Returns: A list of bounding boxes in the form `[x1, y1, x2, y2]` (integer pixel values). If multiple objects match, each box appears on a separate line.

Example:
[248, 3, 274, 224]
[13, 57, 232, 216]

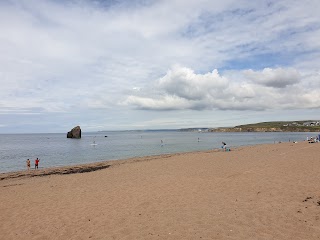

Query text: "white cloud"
[125, 95, 191, 111]
[158, 66, 228, 100]
[244, 68, 301, 88]
[125, 65, 320, 111]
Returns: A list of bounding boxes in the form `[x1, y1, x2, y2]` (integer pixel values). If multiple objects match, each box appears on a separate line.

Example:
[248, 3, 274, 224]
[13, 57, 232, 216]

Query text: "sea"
[0, 131, 318, 173]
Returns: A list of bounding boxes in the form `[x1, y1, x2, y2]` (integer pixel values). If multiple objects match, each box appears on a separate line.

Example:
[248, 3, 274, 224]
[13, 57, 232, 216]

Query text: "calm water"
[0, 131, 317, 173]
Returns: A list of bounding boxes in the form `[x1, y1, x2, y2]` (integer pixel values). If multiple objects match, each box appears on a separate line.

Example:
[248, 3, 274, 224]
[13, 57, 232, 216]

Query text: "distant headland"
[180, 120, 320, 132]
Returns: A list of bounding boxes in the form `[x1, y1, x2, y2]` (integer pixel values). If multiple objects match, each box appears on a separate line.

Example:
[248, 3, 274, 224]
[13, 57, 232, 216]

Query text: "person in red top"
[35, 158, 40, 169]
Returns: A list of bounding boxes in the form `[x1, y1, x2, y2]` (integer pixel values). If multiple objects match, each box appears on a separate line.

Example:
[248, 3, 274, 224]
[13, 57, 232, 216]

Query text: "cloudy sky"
[1, 0, 320, 133]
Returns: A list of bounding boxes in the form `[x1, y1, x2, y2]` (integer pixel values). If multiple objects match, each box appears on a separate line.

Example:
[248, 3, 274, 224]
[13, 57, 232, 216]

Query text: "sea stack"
[67, 126, 82, 139]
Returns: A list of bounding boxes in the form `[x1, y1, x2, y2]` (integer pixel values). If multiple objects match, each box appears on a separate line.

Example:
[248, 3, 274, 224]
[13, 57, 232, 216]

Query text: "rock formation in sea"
[67, 126, 82, 138]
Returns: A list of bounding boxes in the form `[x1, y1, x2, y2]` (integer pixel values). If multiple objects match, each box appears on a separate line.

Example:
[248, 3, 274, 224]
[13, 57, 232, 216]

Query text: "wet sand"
[0, 141, 320, 239]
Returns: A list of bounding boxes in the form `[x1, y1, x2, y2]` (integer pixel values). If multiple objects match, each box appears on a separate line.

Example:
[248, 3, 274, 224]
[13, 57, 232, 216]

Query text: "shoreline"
[1, 131, 315, 175]
[0, 148, 222, 181]
[0, 140, 311, 181]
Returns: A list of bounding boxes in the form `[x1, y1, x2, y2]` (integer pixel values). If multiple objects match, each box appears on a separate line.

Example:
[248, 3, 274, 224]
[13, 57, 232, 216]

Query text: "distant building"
[302, 121, 320, 126]
[303, 122, 316, 126]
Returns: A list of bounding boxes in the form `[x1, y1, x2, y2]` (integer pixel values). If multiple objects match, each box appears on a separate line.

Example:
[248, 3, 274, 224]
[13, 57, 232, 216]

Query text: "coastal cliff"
[208, 120, 320, 132]
[209, 127, 282, 132]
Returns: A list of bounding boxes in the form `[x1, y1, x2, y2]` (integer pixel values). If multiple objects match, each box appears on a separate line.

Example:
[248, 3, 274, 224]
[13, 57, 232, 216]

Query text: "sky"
[0, 0, 320, 133]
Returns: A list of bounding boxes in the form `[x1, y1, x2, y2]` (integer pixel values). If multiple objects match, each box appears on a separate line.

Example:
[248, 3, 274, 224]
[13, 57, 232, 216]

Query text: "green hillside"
[234, 120, 320, 132]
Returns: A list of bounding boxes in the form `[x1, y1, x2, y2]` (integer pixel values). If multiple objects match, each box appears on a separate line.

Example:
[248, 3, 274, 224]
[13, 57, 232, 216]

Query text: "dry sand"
[0, 141, 320, 240]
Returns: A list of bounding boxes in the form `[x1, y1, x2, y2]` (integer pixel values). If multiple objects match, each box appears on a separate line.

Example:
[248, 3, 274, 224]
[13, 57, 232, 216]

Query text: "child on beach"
[35, 158, 40, 169]
[26, 159, 30, 170]
[222, 142, 227, 151]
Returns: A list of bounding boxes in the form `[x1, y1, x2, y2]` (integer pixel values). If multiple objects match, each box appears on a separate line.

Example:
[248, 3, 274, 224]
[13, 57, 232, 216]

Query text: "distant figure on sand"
[26, 159, 31, 170]
[222, 142, 227, 151]
[35, 158, 40, 169]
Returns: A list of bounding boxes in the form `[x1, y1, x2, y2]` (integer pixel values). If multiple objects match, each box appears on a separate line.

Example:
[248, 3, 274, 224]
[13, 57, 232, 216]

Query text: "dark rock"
[67, 126, 81, 138]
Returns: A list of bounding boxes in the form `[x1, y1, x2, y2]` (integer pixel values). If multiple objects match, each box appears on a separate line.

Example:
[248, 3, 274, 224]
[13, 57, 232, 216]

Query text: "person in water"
[26, 159, 31, 170]
[35, 158, 40, 169]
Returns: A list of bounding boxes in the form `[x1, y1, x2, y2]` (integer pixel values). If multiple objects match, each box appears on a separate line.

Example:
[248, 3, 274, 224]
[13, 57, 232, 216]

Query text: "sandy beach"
[0, 141, 320, 240]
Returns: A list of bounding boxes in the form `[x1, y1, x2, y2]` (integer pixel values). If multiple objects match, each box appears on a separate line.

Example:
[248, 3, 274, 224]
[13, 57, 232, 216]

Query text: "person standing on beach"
[26, 159, 31, 170]
[35, 158, 40, 169]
